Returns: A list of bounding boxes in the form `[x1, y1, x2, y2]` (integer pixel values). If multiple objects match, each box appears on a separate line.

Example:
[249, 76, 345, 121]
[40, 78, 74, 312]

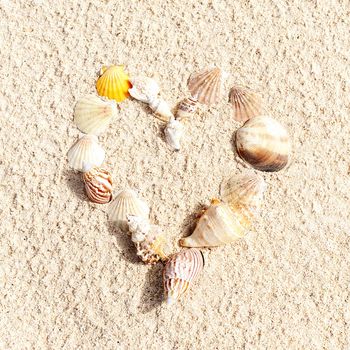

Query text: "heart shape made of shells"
[67, 65, 292, 305]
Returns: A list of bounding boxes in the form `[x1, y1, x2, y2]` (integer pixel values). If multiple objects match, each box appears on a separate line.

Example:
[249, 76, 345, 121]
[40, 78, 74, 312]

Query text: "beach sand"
[1, 1, 349, 349]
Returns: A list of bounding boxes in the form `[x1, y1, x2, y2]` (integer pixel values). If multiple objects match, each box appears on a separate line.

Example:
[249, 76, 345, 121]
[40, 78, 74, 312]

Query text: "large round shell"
[235, 116, 291, 172]
[96, 65, 132, 102]
[67, 135, 105, 172]
[74, 95, 118, 135]
[83, 166, 113, 204]
[128, 77, 160, 103]
[163, 248, 204, 305]
[187, 67, 223, 105]
[108, 189, 150, 231]
[228, 85, 266, 122]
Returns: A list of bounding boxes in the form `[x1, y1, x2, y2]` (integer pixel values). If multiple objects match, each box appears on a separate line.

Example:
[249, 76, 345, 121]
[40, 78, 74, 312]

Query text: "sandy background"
[1, 0, 350, 349]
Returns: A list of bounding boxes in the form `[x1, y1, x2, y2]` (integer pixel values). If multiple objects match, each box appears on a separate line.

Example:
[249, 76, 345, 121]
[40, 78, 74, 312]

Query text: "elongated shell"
[82, 166, 113, 204]
[163, 248, 204, 305]
[108, 189, 150, 231]
[187, 67, 222, 105]
[229, 86, 266, 122]
[129, 77, 160, 103]
[96, 65, 132, 102]
[164, 117, 184, 151]
[74, 95, 117, 135]
[148, 97, 174, 122]
[235, 116, 291, 172]
[67, 135, 105, 172]
[175, 97, 198, 120]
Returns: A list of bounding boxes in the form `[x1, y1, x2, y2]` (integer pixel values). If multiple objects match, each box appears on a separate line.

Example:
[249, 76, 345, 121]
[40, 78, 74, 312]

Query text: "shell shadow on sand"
[64, 169, 89, 202]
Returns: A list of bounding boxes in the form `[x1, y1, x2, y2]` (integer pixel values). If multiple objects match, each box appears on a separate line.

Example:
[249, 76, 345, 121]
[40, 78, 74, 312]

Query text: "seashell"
[128, 77, 160, 103]
[148, 97, 174, 122]
[164, 117, 184, 151]
[235, 116, 291, 172]
[175, 97, 199, 120]
[74, 95, 118, 135]
[67, 135, 105, 172]
[228, 85, 266, 122]
[82, 166, 113, 204]
[108, 189, 150, 231]
[163, 248, 204, 305]
[127, 215, 167, 264]
[96, 65, 132, 102]
[187, 67, 223, 105]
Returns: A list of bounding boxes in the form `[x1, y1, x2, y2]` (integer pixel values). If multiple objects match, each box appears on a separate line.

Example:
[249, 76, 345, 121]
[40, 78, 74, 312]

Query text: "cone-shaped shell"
[74, 95, 118, 135]
[129, 77, 160, 103]
[108, 189, 150, 231]
[229, 86, 266, 122]
[187, 67, 222, 105]
[163, 248, 204, 305]
[96, 65, 132, 102]
[149, 97, 174, 122]
[175, 97, 199, 120]
[67, 135, 105, 172]
[235, 116, 291, 172]
[83, 166, 113, 204]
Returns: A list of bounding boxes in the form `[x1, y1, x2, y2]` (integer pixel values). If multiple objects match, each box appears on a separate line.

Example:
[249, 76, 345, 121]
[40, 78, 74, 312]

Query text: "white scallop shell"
[129, 77, 160, 103]
[74, 95, 118, 135]
[67, 135, 105, 172]
[108, 189, 150, 231]
[164, 117, 184, 151]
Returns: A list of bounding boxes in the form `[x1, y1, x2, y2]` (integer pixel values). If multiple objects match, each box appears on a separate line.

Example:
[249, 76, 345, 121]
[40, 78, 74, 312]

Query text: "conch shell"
[180, 172, 266, 248]
[128, 77, 160, 103]
[164, 117, 184, 151]
[235, 116, 291, 172]
[163, 248, 204, 305]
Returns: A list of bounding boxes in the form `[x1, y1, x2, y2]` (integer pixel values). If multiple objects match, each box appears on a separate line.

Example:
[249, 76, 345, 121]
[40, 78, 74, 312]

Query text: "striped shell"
[96, 65, 132, 102]
[82, 166, 113, 204]
[129, 77, 160, 103]
[67, 135, 105, 172]
[108, 189, 150, 231]
[175, 97, 199, 120]
[163, 248, 204, 305]
[235, 116, 291, 172]
[74, 95, 118, 135]
[229, 86, 266, 122]
[187, 67, 222, 105]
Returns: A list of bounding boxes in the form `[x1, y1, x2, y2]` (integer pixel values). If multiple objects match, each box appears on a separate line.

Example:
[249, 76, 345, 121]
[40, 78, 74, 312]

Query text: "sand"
[1, 0, 350, 349]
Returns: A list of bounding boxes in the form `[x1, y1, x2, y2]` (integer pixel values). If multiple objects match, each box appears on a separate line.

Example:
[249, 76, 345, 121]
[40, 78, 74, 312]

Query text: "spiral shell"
[96, 65, 132, 102]
[74, 95, 117, 135]
[164, 117, 184, 151]
[235, 116, 291, 172]
[228, 86, 266, 122]
[108, 189, 150, 231]
[129, 77, 160, 103]
[67, 135, 105, 172]
[82, 166, 113, 204]
[148, 97, 174, 122]
[187, 67, 223, 105]
[175, 97, 199, 120]
[163, 248, 204, 305]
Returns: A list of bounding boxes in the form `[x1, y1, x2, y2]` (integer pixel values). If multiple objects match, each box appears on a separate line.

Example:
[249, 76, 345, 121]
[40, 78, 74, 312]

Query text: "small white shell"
[164, 117, 184, 151]
[74, 95, 117, 135]
[67, 135, 105, 172]
[129, 77, 160, 103]
[108, 189, 150, 231]
[127, 215, 151, 243]
[149, 97, 174, 122]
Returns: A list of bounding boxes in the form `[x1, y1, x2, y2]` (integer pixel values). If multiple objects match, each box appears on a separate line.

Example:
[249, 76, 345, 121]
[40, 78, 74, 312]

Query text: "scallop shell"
[108, 189, 150, 231]
[187, 67, 223, 105]
[129, 77, 160, 103]
[82, 166, 113, 204]
[96, 65, 132, 102]
[235, 116, 291, 172]
[163, 248, 204, 305]
[164, 117, 184, 151]
[74, 95, 118, 135]
[148, 97, 174, 122]
[67, 135, 105, 172]
[175, 97, 199, 120]
[228, 86, 266, 122]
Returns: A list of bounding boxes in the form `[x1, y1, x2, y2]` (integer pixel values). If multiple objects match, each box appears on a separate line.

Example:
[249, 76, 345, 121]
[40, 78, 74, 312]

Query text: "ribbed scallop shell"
[129, 77, 160, 103]
[96, 65, 132, 102]
[82, 166, 113, 204]
[235, 116, 291, 172]
[229, 86, 266, 122]
[175, 97, 198, 120]
[108, 189, 150, 231]
[163, 248, 204, 305]
[74, 95, 118, 135]
[67, 135, 105, 172]
[187, 67, 222, 105]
